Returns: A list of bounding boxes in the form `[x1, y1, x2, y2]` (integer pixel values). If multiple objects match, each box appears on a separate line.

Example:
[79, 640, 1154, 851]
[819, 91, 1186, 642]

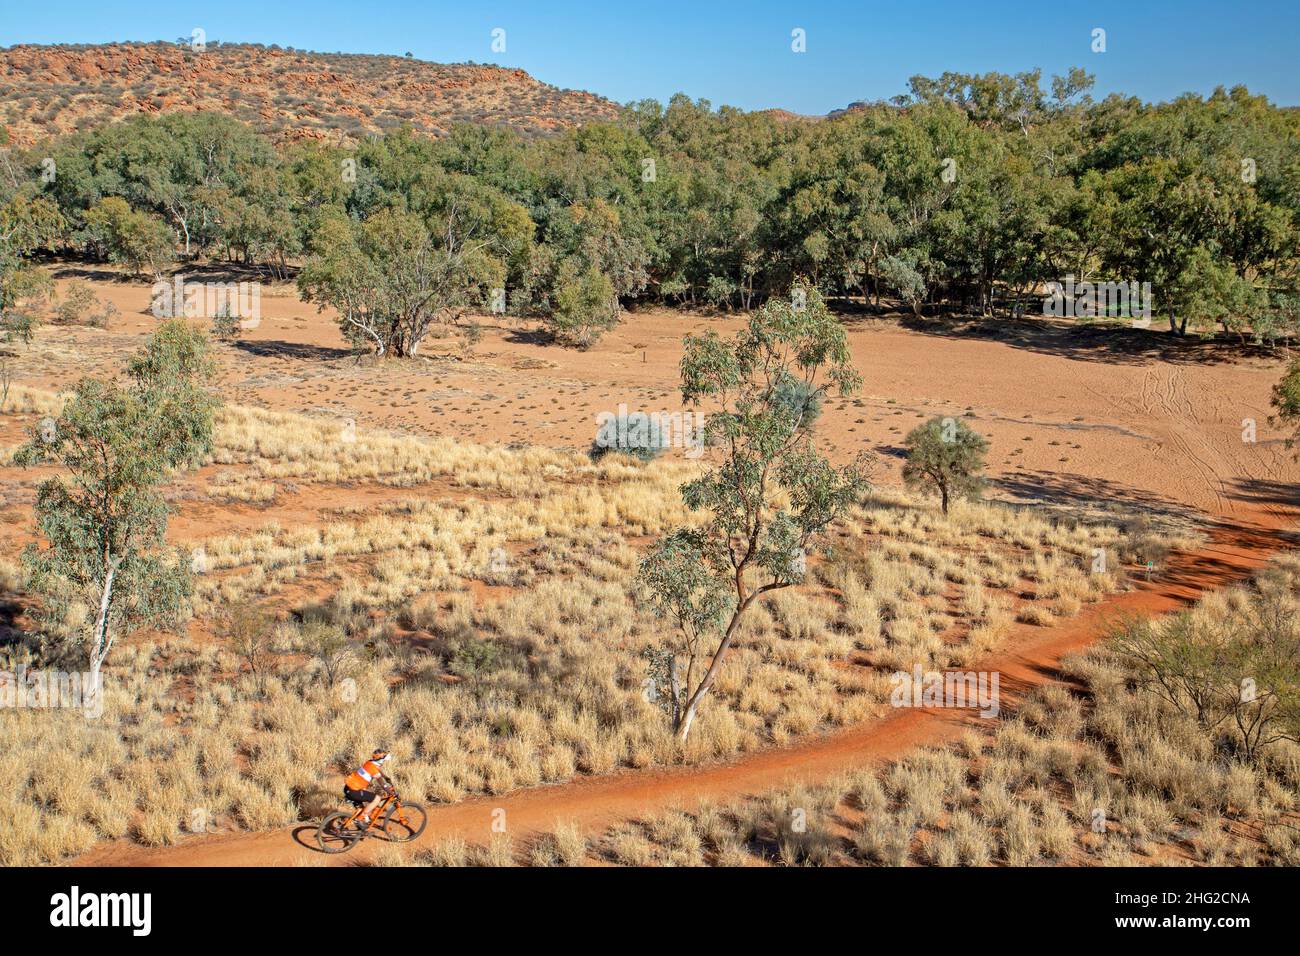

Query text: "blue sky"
[2, 1, 1298, 111]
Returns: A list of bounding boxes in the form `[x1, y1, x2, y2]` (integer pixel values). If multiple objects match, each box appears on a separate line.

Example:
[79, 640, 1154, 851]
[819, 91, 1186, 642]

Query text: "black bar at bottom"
[0, 865, 1280, 943]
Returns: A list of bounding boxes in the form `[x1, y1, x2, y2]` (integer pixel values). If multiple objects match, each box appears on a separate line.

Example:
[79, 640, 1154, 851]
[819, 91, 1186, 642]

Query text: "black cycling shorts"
[344, 785, 378, 805]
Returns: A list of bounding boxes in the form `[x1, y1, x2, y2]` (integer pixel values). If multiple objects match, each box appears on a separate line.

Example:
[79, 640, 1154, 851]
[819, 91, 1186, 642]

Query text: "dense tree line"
[2, 68, 1298, 352]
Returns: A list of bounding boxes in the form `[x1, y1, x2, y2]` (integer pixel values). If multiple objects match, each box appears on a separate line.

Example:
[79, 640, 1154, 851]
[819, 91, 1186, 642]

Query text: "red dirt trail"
[75, 500, 1297, 867]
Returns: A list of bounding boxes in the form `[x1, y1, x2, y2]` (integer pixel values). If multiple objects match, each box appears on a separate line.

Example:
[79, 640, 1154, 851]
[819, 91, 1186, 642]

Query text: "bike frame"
[341, 789, 403, 833]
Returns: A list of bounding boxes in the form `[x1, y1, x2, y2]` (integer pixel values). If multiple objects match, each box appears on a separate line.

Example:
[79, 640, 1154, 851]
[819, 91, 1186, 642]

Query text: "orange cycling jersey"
[346, 759, 386, 791]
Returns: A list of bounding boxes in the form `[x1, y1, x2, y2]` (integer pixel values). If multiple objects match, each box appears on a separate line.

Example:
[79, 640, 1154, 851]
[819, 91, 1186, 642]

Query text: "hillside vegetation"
[0, 42, 618, 146]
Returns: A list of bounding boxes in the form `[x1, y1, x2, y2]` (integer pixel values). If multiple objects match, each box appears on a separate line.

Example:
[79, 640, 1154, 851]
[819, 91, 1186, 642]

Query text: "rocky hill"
[0, 41, 621, 146]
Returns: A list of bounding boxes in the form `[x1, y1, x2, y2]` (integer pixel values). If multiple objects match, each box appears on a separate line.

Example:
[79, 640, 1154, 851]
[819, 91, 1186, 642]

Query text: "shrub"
[52, 281, 98, 325]
[589, 410, 667, 462]
[211, 304, 241, 341]
[447, 635, 504, 681]
[300, 620, 353, 686]
[549, 263, 617, 348]
[901, 416, 989, 514]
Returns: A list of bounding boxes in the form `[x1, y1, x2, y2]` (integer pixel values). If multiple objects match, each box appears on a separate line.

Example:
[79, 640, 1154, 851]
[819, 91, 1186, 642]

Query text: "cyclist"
[343, 749, 394, 826]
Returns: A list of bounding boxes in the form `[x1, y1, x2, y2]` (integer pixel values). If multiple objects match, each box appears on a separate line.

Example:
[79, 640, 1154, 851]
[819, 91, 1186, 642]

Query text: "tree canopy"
[3, 71, 1297, 349]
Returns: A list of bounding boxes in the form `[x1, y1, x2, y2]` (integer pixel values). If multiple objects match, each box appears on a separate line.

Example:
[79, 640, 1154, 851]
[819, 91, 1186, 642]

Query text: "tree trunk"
[669, 656, 682, 728]
[677, 694, 701, 741]
[90, 559, 119, 688]
[940, 486, 950, 515]
[675, 602, 748, 741]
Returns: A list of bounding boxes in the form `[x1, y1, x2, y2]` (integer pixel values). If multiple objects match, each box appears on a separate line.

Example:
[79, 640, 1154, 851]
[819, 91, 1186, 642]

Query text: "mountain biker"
[344, 749, 394, 826]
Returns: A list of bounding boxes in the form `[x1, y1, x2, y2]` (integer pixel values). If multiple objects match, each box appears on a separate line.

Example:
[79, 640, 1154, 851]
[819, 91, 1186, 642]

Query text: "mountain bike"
[316, 785, 428, 853]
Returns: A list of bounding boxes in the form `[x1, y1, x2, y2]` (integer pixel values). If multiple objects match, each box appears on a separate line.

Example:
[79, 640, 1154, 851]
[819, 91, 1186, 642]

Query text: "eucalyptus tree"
[16, 320, 218, 684]
[639, 290, 871, 741]
[298, 206, 501, 357]
[901, 417, 989, 514]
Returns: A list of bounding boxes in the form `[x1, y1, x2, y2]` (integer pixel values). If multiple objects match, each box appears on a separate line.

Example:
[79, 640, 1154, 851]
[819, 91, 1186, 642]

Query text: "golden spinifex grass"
[494, 556, 1300, 868]
[0, 393, 1191, 864]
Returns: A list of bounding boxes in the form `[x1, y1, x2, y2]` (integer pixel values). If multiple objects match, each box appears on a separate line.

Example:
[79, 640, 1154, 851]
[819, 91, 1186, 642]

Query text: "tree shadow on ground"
[1228, 477, 1298, 512]
[231, 339, 354, 362]
[47, 264, 142, 285]
[502, 326, 556, 347]
[167, 262, 298, 283]
[844, 309, 1285, 369]
[0, 597, 27, 649]
[51, 261, 297, 285]
[989, 470, 1200, 521]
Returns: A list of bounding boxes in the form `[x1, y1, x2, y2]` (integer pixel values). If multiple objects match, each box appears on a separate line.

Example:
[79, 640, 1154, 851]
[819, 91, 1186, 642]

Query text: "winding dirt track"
[75, 499, 1298, 867]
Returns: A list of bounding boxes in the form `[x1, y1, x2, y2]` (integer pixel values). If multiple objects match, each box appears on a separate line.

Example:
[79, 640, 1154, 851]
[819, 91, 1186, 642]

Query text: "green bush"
[549, 263, 617, 349]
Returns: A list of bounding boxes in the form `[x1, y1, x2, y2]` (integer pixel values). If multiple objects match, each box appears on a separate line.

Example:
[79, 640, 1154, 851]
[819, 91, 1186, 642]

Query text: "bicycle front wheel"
[382, 802, 427, 842]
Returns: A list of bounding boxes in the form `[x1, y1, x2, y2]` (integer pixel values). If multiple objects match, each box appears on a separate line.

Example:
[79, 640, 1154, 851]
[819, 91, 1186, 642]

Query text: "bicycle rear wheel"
[317, 810, 364, 853]
[382, 801, 427, 842]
